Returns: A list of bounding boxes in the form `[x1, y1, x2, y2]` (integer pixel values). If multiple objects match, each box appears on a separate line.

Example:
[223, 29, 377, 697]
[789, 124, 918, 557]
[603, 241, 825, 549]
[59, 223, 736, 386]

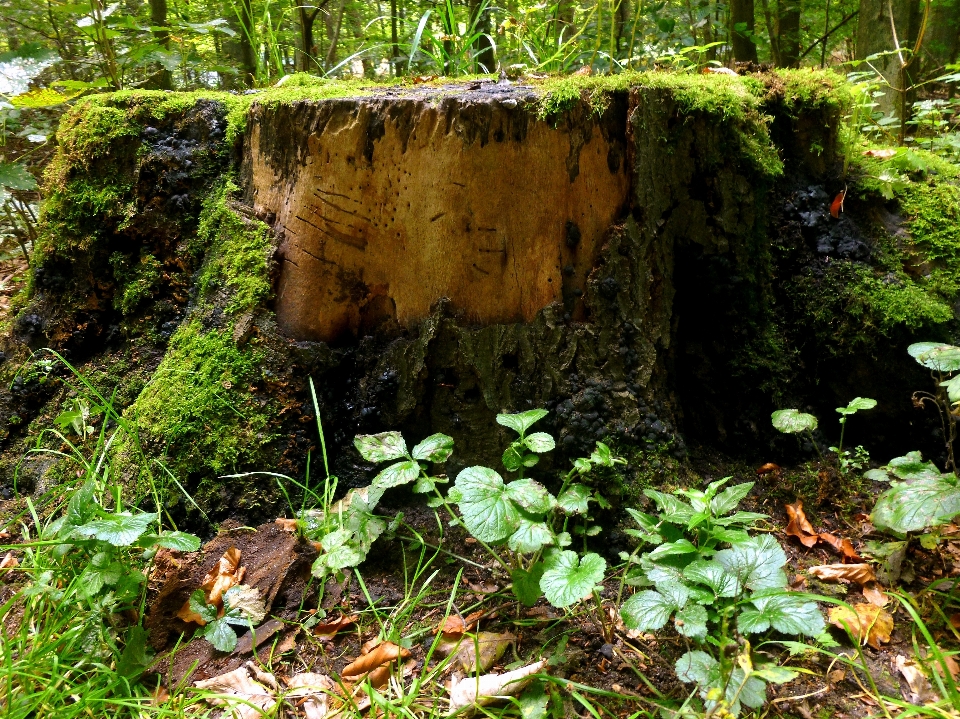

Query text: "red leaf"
[830, 190, 846, 218]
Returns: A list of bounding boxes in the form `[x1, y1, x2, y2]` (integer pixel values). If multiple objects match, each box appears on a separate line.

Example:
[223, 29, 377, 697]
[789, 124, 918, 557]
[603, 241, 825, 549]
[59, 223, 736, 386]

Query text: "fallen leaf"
[862, 582, 888, 607]
[467, 581, 498, 594]
[829, 604, 893, 649]
[341, 641, 411, 681]
[756, 462, 782, 476]
[809, 563, 876, 585]
[830, 190, 846, 218]
[285, 672, 334, 719]
[0, 552, 19, 570]
[313, 614, 358, 640]
[194, 665, 276, 719]
[456, 632, 516, 673]
[896, 655, 938, 704]
[274, 518, 298, 532]
[0, 529, 10, 539]
[439, 615, 467, 637]
[448, 660, 547, 715]
[151, 685, 170, 705]
[828, 669, 845, 684]
[177, 547, 245, 624]
[818, 533, 862, 561]
[863, 148, 897, 159]
[785, 501, 818, 548]
[952, 613, 960, 630]
[935, 655, 960, 681]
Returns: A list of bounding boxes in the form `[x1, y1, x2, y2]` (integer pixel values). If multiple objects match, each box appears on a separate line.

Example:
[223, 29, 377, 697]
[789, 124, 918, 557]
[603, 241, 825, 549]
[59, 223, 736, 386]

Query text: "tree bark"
[856, 0, 922, 117]
[324, 0, 345, 69]
[921, 0, 960, 76]
[390, 0, 399, 74]
[298, 5, 324, 72]
[149, 0, 173, 89]
[778, 0, 801, 66]
[730, 0, 759, 62]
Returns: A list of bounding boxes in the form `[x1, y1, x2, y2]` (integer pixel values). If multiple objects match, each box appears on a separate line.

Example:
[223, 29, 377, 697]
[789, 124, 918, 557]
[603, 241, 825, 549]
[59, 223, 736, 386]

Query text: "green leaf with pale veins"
[511, 562, 546, 607]
[524, 432, 556, 453]
[204, 618, 238, 652]
[715, 535, 787, 590]
[648, 539, 699, 561]
[496, 409, 548, 435]
[411, 433, 454, 462]
[682, 559, 742, 597]
[738, 589, 824, 636]
[76, 512, 158, 546]
[872, 474, 960, 533]
[674, 603, 708, 639]
[507, 518, 554, 554]
[451, 466, 521, 543]
[643, 489, 695, 524]
[539, 551, 606, 608]
[505, 478, 554, 514]
[888, 451, 941, 481]
[771, 409, 818, 434]
[837, 397, 877, 416]
[0, 162, 37, 191]
[710, 482, 753, 517]
[354, 432, 408, 462]
[372, 460, 421, 490]
[141, 531, 201, 552]
[908, 342, 960, 372]
[675, 650, 716, 686]
[557, 484, 592, 515]
[621, 585, 686, 632]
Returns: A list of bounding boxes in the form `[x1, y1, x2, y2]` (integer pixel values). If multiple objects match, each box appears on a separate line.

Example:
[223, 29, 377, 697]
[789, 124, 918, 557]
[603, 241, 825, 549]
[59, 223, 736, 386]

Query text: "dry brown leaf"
[756, 462, 782, 476]
[863, 148, 897, 158]
[274, 518, 298, 532]
[366, 665, 392, 689]
[313, 614, 358, 640]
[0, 552, 19, 570]
[151, 685, 170, 705]
[862, 582, 888, 607]
[827, 669, 845, 684]
[341, 641, 411, 680]
[829, 604, 893, 649]
[809, 563, 876, 585]
[0, 529, 11, 539]
[818, 533, 862, 561]
[456, 632, 516, 673]
[785, 501, 818, 548]
[448, 659, 547, 715]
[285, 672, 334, 719]
[896, 655, 938, 704]
[177, 547, 245, 625]
[439, 615, 467, 637]
[194, 665, 276, 719]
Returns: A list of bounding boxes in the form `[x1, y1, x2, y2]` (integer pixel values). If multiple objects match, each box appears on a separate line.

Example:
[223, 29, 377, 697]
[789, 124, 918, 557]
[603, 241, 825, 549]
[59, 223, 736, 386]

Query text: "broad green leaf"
[505, 478, 554, 514]
[626, 508, 661, 534]
[511, 562, 546, 607]
[589, 442, 616, 467]
[642, 559, 686, 588]
[735, 669, 768, 709]
[411, 433, 454, 462]
[204, 618, 238, 652]
[710, 482, 753, 517]
[508, 518, 554, 553]
[189, 590, 218, 623]
[502, 445, 524, 472]
[117, 626, 152, 680]
[518, 681, 549, 719]
[908, 342, 960, 372]
[643, 489, 695, 524]
[354, 432, 407, 462]
[753, 665, 799, 683]
[412, 475, 437, 493]
[888, 451, 941, 481]
[76, 512, 158, 546]
[837, 397, 877, 415]
[621, 583, 686, 632]
[675, 650, 717, 686]
[372, 460, 421, 490]
[648, 539, 698, 561]
[540, 551, 606, 608]
[66, 480, 96, 528]
[0, 162, 37, 190]
[141, 531, 201, 552]
[682, 559, 741, 597]
[452, 466, 521, 543]
[710, 528, 752, 544]
[942, 374, 960, 403]
[771, 409, 818, 434]
[557, 484, 592, 515]
[738, 590, 824, 636]
[496, 409, 548, 435]
[715, 535, 787, 590]
[864, 469, 892, 482]
[872, 475, 960, 533]
[524, 432, 556, 453]
[713, 511, 769, 527]
[674, 603, 708, 639]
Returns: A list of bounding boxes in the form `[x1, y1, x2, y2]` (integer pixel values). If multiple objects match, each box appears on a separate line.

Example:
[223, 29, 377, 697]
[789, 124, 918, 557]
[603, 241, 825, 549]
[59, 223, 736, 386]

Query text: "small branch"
[798, 10, 859, 62]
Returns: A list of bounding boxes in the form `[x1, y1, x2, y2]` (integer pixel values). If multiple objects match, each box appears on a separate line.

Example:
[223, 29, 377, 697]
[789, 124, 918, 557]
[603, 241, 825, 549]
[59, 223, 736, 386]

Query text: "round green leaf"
[452, 466, 521, 543]
[558, 484, 592, 515]
[496, 409, 548, 435]
[771, 409, 818, 434]
[909, 343, 960, 372]
[505, 478, 554, 514]
[524, 432, 556, 453]
[354, 432, 408, 463]
[540, 551, 606, 608]
[411, 433, 454, 462]
[837, 397, 877, 415]
[372, 460, 421, 490]
[507, 519, 554, 553]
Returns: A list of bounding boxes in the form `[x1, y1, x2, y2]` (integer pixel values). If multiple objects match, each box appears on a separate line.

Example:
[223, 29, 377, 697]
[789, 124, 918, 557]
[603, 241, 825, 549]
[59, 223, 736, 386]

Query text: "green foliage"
[619, 478, 822, 717]
[771, 409, 818, 434]
[188, 585, 266, 652]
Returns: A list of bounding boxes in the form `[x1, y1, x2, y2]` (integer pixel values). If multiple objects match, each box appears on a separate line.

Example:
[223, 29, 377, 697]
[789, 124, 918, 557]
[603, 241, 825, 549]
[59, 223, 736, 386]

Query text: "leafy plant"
[619, 478, 824, 716]
[185, 585, 266, 652]
[771, 397, 876, 475]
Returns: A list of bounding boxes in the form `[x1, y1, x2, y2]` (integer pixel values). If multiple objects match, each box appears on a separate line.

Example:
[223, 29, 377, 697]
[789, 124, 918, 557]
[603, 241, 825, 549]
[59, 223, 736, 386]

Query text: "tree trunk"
[921, 0, 960, 76]
[730, 0, 759, 62]
[149, 0, 173, 89]
[236, 0, 257, 86]
[299, 5, 322, 72]
[857, 0, 923, 118]
[324, 0, 345, 69]
[390, 0, 399, 74]
[778, 0, 801, 66]
[469, 0, 495, 73]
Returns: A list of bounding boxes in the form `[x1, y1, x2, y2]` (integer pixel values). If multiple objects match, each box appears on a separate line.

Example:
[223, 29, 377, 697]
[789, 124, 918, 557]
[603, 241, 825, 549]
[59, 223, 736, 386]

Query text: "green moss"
[120, 318, 274, 485]
[193, 179, 273, 315]
[109, 251, 163, 314]
[773, 68, 848, 112]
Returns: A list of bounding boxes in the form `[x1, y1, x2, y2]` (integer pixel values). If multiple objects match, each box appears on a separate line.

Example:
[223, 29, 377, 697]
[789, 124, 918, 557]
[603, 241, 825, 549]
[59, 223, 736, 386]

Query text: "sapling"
[771, 397, 876, 476]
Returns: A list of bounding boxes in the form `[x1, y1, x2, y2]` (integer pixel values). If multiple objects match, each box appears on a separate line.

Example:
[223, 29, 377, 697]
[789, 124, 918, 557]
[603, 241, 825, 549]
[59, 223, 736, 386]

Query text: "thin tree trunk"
[390, 0, 399, 74]
[730, 0, 758, 62]
[759, 0, 781, 65]
[237, 0, 257, 86]
[149, 0, 173, 88]
[778, 0, 801, 66]
[856, 0, 922, 117]
[299, 5, 322, 72]
[469, 0, 495, 73]
[325, 0, 345, 68]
